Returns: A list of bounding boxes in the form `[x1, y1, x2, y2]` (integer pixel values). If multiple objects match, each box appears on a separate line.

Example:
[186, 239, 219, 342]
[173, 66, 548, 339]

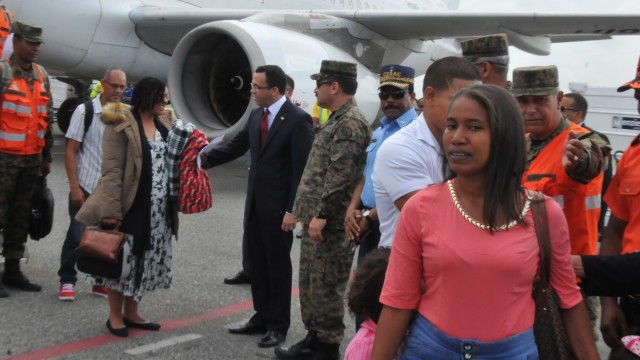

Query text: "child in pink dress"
[344, 248, 391, 360]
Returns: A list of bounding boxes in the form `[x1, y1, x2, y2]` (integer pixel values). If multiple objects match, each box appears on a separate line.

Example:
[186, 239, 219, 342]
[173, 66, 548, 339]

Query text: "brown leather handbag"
[76, 226, 125, 263]
[530, 192, 576, 360]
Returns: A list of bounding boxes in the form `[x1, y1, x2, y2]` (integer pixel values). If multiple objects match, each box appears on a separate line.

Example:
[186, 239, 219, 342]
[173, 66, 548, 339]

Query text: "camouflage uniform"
[0, 23, 53, 260]
[292, 97, 371, 345]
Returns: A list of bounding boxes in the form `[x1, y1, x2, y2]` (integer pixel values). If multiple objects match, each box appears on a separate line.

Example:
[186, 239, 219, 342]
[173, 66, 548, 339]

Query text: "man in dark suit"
[201, 65, 313, 348]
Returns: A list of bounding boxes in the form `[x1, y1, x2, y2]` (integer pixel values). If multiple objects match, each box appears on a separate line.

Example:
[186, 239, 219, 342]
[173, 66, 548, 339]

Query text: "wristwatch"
[362, 209, 373, 224]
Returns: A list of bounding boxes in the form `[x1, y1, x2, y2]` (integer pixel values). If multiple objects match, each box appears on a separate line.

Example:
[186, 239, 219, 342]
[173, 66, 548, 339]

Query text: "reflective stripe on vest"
[0, 130, 25, 141]
[585, 194, 601, 210]
[2, 101, 31, 115]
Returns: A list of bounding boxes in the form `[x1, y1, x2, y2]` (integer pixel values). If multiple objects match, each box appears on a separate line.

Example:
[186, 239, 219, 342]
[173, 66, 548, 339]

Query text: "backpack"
[57, 97, 94, 140]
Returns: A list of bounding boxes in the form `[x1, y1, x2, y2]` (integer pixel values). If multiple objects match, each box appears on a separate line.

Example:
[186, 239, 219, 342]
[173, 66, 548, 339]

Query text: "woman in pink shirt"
[371, 85, 598, 359]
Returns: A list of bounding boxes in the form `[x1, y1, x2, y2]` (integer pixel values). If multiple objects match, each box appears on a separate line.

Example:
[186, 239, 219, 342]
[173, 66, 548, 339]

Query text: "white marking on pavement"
[124, 334, 203, 355]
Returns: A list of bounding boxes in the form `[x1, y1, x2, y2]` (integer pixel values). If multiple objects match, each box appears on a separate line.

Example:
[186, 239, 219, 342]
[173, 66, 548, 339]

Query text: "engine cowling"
[168, 20, 379, 139]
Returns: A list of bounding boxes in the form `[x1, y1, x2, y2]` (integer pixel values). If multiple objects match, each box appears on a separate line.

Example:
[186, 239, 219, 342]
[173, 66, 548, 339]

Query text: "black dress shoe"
[123, 317, 161, 331]
[223, 271, 251, 285]
[258, 331, 286, 348]
[106, 320, 128, 337]
[228, 321, 266, 335]
[274, 331, 318, 359]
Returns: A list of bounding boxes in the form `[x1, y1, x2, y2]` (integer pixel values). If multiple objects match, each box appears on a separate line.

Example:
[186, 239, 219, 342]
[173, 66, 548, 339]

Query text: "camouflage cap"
[461, 33, 509, 66]
[13, 21, 43, 43]
[511, 65, 559, 97]
[617, 55, 640, 92]
[378, 64, 415, 90]
[310, 60, 357, 80]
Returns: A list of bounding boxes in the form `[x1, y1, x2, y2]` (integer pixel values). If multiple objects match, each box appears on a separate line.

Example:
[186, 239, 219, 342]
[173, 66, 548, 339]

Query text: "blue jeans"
[398, 315, 538, 360]
[57, 187, 90, 284]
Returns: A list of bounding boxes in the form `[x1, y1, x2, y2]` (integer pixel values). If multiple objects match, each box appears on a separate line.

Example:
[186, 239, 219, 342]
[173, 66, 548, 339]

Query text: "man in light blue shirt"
[344, 64, 417, 269]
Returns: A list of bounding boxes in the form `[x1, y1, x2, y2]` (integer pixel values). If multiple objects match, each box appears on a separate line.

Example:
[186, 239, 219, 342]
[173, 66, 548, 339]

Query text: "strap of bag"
[79, 99, 94, 151]
[530, 191, 552, 305]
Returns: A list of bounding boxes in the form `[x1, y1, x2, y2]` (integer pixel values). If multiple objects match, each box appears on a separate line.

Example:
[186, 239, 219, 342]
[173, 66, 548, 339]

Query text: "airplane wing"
[131, 8, 640, 55]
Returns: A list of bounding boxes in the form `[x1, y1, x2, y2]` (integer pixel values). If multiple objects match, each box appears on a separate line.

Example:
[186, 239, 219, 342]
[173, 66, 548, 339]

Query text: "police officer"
[344, 64, 416, 262]
[461, 33, 510, 88]
[275, 60, 371, 360]
[0, 22, 52, 298]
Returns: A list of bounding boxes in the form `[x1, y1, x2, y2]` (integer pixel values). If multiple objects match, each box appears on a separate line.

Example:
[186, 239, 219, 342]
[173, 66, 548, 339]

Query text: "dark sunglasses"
[378, 89, 406, 100]
[316, 80, 332, 88]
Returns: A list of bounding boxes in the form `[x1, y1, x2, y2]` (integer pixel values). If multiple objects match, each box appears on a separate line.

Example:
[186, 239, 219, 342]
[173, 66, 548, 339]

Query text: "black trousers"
[246, 206, 293, 333]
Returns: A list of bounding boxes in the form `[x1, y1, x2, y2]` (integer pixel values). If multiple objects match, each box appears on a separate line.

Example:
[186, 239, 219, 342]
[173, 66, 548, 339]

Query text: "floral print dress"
[95, 130, 172, 302]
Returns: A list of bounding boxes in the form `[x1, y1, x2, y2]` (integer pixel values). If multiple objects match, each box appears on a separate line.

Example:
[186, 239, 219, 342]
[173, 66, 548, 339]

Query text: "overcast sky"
[458, 0, 640, 92]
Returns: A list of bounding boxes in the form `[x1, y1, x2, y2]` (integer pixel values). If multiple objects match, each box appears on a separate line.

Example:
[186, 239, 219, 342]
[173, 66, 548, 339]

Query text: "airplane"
[4, 0, 640, 140]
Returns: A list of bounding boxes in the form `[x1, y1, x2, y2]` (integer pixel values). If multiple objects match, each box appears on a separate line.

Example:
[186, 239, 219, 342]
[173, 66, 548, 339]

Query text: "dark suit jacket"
[581, 253, 640, 296]
[205, 99, 314, 224]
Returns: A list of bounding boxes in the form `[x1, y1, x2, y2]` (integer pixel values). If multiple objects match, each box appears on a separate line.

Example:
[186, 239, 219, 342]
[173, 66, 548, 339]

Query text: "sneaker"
[91, 285, 108, 298]
[58, 283, 75, 301]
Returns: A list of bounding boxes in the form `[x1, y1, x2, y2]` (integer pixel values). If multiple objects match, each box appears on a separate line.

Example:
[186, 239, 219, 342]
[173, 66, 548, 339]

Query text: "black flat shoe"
[123, 317, 161, 331]
[106, 320, 128, 337]
[258, 331, 286, 348]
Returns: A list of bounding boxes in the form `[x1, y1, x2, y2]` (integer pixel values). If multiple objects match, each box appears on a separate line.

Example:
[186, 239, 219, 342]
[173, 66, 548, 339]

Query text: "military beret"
[617, 55, 640, 92]
[511, 65, 559, 97]
[310, 60, 357, 80]
[13, 21, 43, 43]
[378, 64, 415, 90]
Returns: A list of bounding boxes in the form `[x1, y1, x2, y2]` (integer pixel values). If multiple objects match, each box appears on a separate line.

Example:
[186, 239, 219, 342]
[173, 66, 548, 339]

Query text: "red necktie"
[260, 108, 269, 146]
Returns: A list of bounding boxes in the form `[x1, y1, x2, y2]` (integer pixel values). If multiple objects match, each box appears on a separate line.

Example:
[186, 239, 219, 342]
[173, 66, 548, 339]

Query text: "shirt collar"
[266, 95, 286, 118]
[416, 113, 441, 151]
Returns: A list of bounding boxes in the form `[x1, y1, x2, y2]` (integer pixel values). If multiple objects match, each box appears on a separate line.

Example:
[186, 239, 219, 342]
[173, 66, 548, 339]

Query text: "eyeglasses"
[316, 80, 332, 88]
[378, 89, 406, 100]
[561, 106, 578, 112]
[250, 83, 272, 90]
[105, 82, 126, 90]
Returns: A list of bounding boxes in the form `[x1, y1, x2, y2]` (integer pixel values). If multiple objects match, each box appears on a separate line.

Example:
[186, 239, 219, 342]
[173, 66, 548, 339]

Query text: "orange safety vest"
[0, 63, 50, 155]
[522, 123, 603, 256]
[0, 7, 12, 55]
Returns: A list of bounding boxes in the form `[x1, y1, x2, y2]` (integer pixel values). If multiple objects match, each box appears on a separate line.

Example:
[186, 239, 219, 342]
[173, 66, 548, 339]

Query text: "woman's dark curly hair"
[347, 247, 391, 323]
[131, 77, 166, 113]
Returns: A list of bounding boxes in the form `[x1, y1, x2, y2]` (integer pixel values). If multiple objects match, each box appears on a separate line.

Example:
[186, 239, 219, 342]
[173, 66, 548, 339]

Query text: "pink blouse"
[344, 319, 377, 360]
[380, 182, 582, 341]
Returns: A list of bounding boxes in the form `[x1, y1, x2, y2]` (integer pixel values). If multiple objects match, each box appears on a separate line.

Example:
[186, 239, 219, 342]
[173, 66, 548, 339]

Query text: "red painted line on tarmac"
[6, 288, 301, 360]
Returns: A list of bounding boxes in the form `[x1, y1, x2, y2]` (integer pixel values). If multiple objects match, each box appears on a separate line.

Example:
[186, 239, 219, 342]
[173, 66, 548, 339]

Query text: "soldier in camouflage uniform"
[275, 60, 371, 360]
[0, 22, 53, 298]
[513, 65, 610, 336]
[461, 33, 510, 88]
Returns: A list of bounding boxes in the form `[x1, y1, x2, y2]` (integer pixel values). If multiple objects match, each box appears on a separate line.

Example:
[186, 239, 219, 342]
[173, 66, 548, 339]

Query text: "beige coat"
[76, 103, 173, 230]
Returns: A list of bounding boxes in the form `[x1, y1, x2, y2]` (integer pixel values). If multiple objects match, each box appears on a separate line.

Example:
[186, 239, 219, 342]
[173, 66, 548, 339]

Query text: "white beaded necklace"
[447, 180, 530, 232]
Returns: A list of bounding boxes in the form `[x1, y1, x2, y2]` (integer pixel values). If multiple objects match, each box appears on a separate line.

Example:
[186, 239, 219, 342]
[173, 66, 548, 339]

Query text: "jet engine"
[169, 20, 379, 139]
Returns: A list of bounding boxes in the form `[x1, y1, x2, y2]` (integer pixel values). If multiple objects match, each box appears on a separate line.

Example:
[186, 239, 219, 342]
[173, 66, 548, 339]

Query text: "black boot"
[307, 342, 339, 360]
[2, 259, 41, 292]
[274, 330, 318, 360]
[0, 282, 8, 298]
